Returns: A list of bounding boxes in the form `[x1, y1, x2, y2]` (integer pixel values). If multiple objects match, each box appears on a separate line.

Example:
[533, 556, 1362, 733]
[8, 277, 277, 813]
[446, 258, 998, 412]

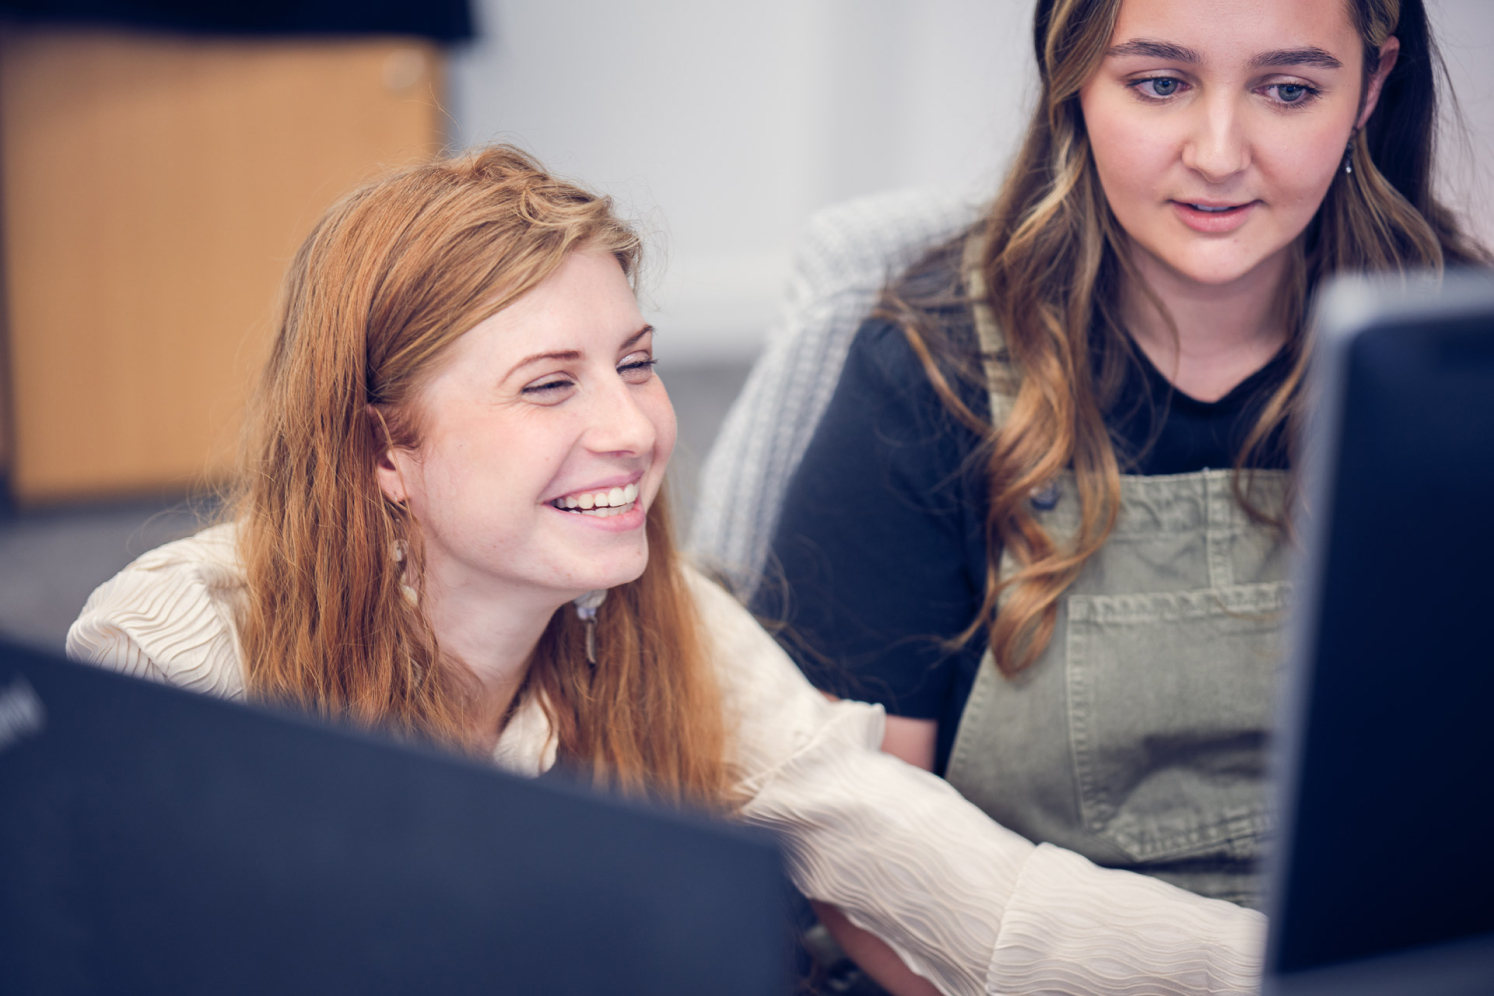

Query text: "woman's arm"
[815, 713, 940, 994]
[812, 899, 942, 996]
[809, 705, 941, 994]
[695, 568, 1265, 996]
[881, 714, 938, 771]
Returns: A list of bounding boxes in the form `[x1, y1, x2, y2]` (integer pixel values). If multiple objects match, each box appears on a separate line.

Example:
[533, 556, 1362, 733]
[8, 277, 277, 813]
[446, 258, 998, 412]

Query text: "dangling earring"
[388, 533, 418, 605]
[573, 589, 606, 664]
[1343, 141, 1354, 176]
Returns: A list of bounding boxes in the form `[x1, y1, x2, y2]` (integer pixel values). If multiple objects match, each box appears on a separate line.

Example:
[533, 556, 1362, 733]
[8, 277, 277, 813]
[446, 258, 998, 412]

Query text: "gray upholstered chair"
[688, 187, 984, 600]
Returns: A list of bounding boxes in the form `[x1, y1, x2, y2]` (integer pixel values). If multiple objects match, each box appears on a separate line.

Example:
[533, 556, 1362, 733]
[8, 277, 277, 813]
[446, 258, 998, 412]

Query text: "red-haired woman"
[73, 146, 1265, 995]
[721, 0, 1488, 990]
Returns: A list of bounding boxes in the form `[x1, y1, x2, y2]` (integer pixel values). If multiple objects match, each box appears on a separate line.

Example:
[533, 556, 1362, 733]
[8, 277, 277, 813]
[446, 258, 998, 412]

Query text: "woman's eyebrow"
[505, 349, 581, 380]
[621, 324, 654, 348]
[503, 325, 653, 380]
[1105, 41, 1344, 72]
[1106, 39, 1202, 63]
[1249, 47, 1343, 70]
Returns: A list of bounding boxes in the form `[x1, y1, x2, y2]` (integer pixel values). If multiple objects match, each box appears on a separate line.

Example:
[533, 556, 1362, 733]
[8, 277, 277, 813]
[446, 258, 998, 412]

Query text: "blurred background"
[2, 0, 1492, 650]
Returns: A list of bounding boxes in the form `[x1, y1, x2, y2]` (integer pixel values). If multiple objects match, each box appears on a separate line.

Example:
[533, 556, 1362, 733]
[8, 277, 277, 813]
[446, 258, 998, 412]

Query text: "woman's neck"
[1120, 243, 1290, 403]
[419, 562, 564, 751]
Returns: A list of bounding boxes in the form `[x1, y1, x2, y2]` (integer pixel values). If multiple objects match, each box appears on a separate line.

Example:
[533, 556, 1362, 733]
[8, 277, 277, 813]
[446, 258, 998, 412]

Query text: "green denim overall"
[944, 246, 1291, 909]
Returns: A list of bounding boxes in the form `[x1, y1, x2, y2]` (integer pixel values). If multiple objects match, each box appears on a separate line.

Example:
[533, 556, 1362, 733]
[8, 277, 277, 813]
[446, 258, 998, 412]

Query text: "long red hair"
[231, 147, 732, 805]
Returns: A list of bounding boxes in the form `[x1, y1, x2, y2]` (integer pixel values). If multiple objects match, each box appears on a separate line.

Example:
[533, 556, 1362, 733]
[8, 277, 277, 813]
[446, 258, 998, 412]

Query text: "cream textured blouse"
[67, 524, 1265, 996]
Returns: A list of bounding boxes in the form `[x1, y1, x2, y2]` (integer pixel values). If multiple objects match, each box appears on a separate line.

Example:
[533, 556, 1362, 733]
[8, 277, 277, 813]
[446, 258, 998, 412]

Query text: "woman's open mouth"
[1172, 200, 1256, 233]
[550, 482, 639, 518]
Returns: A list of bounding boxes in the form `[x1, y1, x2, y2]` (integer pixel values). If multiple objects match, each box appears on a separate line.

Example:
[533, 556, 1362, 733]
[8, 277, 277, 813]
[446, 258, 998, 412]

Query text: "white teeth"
[548, 498, 637, 518]
[579, 501, 634, 518]
[550, 481, 643, 516]
[1191, 204, 1233, 212]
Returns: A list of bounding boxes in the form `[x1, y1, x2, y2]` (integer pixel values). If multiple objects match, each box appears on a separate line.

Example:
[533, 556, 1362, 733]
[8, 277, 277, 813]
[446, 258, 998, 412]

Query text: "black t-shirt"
[754, 314, 1292, 775]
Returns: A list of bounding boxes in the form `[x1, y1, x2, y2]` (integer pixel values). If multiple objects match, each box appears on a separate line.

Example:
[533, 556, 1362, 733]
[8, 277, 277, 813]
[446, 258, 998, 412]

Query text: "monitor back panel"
[0, 643, 790, 996]
[1265, 274, 1494, 995]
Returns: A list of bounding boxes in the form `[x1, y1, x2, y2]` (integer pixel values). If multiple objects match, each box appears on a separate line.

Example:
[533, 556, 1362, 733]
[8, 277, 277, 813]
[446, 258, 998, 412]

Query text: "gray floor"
[0, 360, 752, 655]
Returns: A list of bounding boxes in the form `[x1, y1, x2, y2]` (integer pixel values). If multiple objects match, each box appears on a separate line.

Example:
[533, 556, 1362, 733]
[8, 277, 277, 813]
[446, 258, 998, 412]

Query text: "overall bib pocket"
[1065, 581, 1287, 864]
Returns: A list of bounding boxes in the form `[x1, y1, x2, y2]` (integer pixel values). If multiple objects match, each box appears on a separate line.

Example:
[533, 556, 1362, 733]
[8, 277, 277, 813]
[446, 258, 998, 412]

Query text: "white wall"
[1429, 0, 1494, 253]
[450, 0, 1494, 365]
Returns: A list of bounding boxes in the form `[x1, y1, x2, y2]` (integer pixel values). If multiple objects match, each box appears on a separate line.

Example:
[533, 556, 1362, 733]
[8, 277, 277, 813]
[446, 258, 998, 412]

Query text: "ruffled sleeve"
[65, 523, 248, 701]
[686, 565, 1264, 996]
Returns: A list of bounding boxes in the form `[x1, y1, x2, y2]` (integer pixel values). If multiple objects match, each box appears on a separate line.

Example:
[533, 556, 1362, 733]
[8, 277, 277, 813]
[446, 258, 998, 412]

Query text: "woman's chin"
[558, 550, 650, 600]
[1138, 253, 1290, 297]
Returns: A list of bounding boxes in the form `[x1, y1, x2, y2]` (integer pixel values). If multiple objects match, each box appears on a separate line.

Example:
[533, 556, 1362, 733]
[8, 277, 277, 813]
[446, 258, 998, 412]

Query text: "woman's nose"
[1180, 94, 1250, 182]
[586, 377, 659, 457]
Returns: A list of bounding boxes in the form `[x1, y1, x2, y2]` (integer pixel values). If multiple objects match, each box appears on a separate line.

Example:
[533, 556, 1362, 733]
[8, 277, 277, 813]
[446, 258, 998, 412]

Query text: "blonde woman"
[732, 0, 1489, 988]
[72, 147, 1268, 995]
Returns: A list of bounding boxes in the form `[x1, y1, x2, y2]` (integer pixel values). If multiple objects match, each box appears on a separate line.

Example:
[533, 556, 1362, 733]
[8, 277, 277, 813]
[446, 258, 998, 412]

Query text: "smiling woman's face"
[376, 250, 675, 607]
[1080, 0, 1393, 288]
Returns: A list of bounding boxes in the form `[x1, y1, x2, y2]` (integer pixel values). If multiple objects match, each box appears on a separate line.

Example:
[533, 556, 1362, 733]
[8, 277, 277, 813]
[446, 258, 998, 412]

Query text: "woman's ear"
[368, 405, 411, 505]
[1358, 36, 1401, 130]
[374, 448, 410, 505]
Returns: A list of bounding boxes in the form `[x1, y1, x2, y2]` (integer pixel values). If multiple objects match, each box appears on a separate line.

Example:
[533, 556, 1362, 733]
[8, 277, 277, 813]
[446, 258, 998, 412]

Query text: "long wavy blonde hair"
[891, 0, 1489, 676]
[230, 147, 732, 805]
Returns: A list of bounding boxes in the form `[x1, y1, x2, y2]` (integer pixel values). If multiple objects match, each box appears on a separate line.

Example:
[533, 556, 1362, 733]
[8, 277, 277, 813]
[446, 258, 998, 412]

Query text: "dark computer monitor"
[1264, 271, 1494, 996]
[0, 641, 791, 995]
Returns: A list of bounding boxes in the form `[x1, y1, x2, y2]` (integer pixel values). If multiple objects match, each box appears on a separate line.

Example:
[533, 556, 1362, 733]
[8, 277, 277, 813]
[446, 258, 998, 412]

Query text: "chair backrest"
[688, 187, 984, 599]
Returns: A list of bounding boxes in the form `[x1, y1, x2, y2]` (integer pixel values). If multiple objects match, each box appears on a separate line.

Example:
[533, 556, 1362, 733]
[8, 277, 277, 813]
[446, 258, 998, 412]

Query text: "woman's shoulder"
[680, 559, 810, 700]
[678, 561, 767, 652]
[677, 562, 885, 767]
[846, 237, 985, 402]
[65, 521, 248, 700]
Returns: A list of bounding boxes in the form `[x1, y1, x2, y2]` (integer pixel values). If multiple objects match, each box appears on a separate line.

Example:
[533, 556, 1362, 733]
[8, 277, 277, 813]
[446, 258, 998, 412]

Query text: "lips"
[545, 476, 648, 532]
[551, 481, 639, 512]
[1172, 200, 1257, 234]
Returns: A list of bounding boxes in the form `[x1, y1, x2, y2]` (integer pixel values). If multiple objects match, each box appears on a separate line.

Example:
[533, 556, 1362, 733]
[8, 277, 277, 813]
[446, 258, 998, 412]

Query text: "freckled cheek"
[400, 467, 461, 543]
[425, 437, 537, 528]
[655, 405, 678, 464]
[422, 461, 486, 530]
[644, 388, 677, 502]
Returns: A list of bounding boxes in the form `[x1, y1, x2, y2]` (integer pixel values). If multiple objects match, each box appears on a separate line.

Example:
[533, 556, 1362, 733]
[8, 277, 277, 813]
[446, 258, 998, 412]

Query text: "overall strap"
[961, 228, 1017, 429]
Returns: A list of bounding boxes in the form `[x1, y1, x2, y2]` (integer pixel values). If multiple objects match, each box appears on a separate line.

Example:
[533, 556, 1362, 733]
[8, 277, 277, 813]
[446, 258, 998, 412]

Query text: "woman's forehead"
[1106, 0, 1362, 63]
[428, 253, 644, 386]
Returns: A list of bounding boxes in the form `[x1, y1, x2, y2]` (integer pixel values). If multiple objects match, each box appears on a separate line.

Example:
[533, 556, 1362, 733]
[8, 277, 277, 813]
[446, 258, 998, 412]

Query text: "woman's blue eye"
[1276, 84, 1309, 103]
[523, 379, 571, 394]
[1138, 77, 1181, 98]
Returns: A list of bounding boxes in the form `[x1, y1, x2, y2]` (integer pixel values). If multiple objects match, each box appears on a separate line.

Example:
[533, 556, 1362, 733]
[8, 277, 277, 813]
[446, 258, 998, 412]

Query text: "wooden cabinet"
[0, 27, 444, 503]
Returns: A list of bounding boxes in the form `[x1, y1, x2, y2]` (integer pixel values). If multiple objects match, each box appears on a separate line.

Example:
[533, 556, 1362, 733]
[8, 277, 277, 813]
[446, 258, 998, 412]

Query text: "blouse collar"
[490, 691, 558, 777]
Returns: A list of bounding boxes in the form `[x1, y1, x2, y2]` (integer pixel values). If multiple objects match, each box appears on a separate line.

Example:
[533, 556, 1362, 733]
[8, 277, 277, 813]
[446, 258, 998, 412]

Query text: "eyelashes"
[618, 358, 658, 381]
[1267, 83, 1318, 105]
[520, 357, 658, 397]
[1127, 76, 1323, 108]
[1132, 76, 1184, 99]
